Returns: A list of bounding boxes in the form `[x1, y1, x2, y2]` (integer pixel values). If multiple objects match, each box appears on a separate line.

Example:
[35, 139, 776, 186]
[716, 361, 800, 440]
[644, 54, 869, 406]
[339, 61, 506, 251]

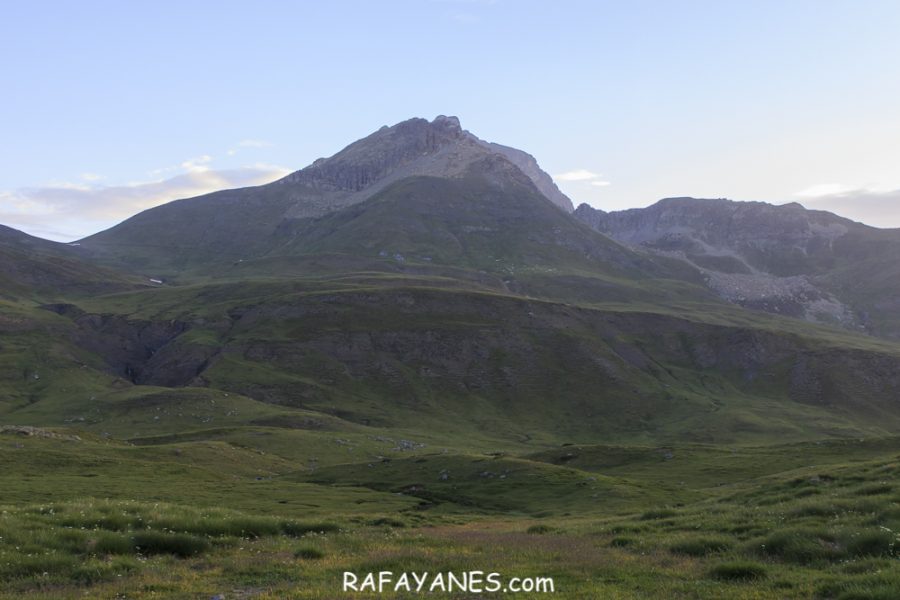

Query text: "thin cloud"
[554, 169, 602, 182]
[554, 169, 611, 190]
[180, 155, 214, 172]
[0, 164, 291, 242]
[795, 183, 856, 198]
[228, 139, 273, 156]
[794, 184, 900, 228]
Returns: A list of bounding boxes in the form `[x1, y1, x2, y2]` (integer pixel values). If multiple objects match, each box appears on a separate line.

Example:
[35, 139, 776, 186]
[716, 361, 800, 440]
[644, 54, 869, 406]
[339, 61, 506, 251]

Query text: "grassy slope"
[1, 434, 897, 598]
[3, 177, 900, 596]
[52, 274, 900, 444]
[2, 279, 900, 596]
[0, 225, 139, 301]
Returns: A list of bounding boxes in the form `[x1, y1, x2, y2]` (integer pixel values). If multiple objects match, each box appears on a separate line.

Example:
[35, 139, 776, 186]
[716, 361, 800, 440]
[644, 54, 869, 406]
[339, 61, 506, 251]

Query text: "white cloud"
[794, 183, 857, 198]
[794, 184, 900, 228]
[0, 164, 291, 242]
[554, 169, 611, 192]
[554, 169, 602, 182]
[80, 172, 104, 182]
[45, 181, 92, 192]
[180, 154, 214, 172]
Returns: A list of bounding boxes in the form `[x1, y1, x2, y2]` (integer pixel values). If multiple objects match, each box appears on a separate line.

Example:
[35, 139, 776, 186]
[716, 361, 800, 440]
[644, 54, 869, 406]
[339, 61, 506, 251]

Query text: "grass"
[7, 137, 900, 600]
[708, 561, 768, 581]
[0, 500, 342, 591]
[16, 257, 900, 448]
[294, 546, 325, 560]
[669, 536, 733, 556]
[0, 436, 896, 598]
[4, 228, 900, 597]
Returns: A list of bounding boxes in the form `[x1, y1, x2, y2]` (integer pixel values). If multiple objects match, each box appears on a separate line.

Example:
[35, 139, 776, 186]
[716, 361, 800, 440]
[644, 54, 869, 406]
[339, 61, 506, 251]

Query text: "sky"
[2, 0, 900, 241]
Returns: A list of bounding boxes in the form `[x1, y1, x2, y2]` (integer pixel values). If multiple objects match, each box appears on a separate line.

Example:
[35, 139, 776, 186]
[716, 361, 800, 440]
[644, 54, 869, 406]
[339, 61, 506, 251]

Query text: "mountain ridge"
[0, 224, 137, 298]
[75, 116, 573, 275]
[3, 120, 900, 445]
[574, 196, 900, 338]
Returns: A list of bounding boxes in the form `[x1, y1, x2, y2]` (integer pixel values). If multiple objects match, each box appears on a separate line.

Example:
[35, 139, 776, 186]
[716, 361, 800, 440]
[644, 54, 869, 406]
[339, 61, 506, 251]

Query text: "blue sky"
[2, 0, 900, 240]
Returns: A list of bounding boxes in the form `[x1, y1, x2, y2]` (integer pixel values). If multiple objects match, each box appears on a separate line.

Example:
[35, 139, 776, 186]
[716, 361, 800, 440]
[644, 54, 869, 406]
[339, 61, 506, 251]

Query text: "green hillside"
[0, 225, 138, 300]
[2, 119, 900, 597]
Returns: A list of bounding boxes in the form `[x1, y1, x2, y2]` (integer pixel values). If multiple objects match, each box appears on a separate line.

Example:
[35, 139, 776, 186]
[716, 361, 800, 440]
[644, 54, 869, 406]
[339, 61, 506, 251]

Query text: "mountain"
[6, 117, 900, 449]
[574, 197, 900, 339]
[76, 116, 574, 276]
[0, 224, 136, 299]
[473, 140, 573, 212]
[7, 118, 900, 598]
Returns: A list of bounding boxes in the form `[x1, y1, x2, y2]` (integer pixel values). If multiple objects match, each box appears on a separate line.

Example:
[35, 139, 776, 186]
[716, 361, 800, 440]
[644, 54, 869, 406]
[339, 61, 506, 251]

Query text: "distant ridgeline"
[1, 116, 900, 447]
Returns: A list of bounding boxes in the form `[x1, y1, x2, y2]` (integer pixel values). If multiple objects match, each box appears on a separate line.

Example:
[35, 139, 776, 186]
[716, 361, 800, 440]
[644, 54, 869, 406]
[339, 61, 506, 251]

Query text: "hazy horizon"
[9, 156, 900, 244]
[3, 1, 900, 240]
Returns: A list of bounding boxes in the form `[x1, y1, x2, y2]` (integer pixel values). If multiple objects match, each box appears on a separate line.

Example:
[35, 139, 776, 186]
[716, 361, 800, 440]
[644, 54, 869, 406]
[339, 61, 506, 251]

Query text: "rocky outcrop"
[0, 426, 81, 441]
[574, 198, 900, 337]
[477, 142, 574, 212]
[42, 308, 215, 386]
[279, 116, 468, 192]
[191, 288, 900, 436]
[275, 115, 573, 217]
[575, 198, 853, 264]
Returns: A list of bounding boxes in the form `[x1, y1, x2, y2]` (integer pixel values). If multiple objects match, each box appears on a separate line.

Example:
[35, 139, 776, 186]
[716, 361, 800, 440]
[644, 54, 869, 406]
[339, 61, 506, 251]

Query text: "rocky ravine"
[40, 288, 900, 439]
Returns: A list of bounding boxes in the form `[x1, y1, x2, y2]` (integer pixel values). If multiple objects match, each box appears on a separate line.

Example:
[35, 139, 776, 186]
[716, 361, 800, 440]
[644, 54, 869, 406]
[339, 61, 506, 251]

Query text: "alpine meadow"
[3, 3, 900, 598]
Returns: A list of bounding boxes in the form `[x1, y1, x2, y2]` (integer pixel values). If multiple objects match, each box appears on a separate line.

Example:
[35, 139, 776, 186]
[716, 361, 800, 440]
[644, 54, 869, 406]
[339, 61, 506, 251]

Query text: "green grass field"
[2, 252, 900, 597]
[1, 430, 898, 598]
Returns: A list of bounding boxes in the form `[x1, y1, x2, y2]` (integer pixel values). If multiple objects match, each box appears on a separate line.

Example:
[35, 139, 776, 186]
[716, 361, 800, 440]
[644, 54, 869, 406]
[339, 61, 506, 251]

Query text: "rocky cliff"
[574, 197, 900, 337]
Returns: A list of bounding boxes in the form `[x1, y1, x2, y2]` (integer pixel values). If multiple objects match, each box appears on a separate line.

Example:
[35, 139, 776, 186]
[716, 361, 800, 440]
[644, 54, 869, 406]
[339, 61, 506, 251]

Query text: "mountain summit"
[77, 116, 574, 273]
[276, 116, 573, 215]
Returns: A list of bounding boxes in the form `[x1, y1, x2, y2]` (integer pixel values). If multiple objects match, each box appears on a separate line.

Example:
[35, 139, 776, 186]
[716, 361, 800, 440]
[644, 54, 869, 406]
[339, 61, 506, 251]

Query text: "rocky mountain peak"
[278, 116, 468, 193]
[580, 197, 859, 244]
[572, 196, 900, 335]
[77, 115, 580, 276]
[431, 114, 462, 133]
[272, 115, 573, 215]
[475, 141, 574, 212]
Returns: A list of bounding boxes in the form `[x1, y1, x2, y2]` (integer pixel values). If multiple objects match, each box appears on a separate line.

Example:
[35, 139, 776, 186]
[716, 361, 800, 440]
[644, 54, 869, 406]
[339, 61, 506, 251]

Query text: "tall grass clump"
[669, 536, 732, 556]
[708, 561, 767, 581]
[131, 531, 209, 557]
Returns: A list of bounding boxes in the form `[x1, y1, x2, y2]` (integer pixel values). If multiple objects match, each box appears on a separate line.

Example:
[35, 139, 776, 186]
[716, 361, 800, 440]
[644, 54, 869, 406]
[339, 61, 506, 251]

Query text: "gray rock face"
[574, 197, 900, 337]
[274, 115, 573, 218]
[476, 142, 574, 212]
[280, 116, 468, 193]
[0, 426, 81, 441]
[576, 198, 850, 260]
